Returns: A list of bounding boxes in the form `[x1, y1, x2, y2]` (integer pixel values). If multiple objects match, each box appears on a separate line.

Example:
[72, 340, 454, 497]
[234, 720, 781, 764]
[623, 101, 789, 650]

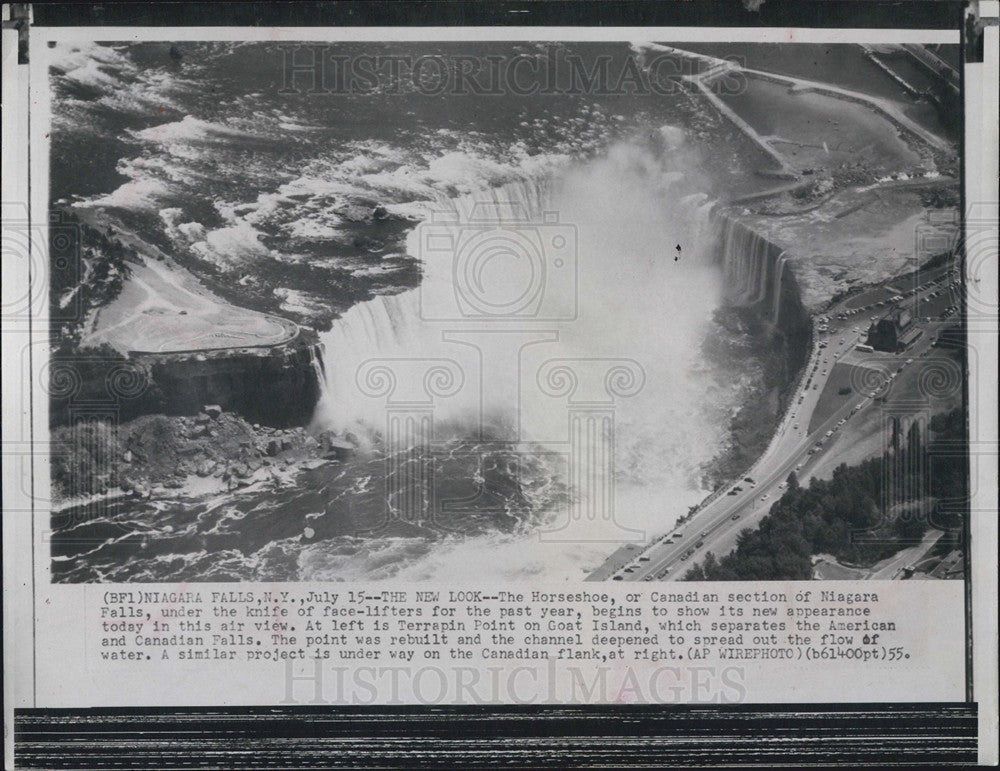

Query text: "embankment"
[48, 334, 324, 429]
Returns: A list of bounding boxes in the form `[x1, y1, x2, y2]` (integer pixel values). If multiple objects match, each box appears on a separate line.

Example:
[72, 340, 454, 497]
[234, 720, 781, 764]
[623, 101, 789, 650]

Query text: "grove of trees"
[685, 406, 967, 581]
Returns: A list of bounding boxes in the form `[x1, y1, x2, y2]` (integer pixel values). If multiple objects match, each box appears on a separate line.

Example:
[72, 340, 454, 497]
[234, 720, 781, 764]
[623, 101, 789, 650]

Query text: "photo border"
[4, 0, 995, 766]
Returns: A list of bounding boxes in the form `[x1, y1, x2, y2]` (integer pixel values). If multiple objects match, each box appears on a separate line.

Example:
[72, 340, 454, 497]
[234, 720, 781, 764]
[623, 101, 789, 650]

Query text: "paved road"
[79, 213, 299, 355]
[588, 266, 959, 582]
[868, 529, 945, 580]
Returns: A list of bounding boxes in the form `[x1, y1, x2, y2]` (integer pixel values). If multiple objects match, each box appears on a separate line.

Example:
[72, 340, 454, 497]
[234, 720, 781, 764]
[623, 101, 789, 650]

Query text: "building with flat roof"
[866, 307, 919, 352]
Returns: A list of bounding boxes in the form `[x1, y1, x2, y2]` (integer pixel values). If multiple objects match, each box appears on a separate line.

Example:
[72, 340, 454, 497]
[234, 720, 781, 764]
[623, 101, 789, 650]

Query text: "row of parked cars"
[808, 410, 855, 455]
[612, 524, 721, 580]
[827, 267, 959, 325]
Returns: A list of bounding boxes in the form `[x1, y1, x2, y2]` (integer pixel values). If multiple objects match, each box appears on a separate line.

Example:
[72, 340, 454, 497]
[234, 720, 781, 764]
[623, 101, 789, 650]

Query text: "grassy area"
[884, 349, 963, 406]
[812, 557, 867, 580]
[84, 258, 296, 354]
[808, 362, 858, 433]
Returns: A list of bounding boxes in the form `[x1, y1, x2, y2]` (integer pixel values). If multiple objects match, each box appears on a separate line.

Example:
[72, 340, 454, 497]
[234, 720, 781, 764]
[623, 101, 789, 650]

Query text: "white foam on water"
[306, 132, 738, 580]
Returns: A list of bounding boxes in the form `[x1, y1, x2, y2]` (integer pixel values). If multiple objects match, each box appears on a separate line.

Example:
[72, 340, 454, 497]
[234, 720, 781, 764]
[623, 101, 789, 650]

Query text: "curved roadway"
[588, 267, 958, 582]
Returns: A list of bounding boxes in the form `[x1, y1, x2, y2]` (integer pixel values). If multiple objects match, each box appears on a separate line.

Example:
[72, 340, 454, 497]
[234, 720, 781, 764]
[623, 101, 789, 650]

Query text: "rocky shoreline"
[50, 408, 357, 504]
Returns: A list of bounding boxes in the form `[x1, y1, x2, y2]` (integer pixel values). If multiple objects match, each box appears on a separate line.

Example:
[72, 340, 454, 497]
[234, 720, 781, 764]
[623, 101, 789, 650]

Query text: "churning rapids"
[54, 136, 776, 583]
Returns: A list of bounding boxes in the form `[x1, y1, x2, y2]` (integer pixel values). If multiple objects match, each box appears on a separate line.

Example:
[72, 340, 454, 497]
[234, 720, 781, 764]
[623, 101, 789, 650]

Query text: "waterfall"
[310, 136, 748, 566]
[307, 343, 327, 388]
[311, 174, 558, 431]
[714, 213, 795, 327]
[770, 252, 789, 326]
[293, 137, 820, 579]
[718, 217, 770, 307]
[711, 211, 812, 412]
[314, 161, 723, 433]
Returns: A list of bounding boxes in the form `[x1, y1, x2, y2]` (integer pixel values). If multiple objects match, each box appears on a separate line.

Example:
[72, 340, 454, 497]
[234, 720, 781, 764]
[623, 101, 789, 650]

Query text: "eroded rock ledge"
[49, 332, 325, 430]
[50, 409, 355, 503]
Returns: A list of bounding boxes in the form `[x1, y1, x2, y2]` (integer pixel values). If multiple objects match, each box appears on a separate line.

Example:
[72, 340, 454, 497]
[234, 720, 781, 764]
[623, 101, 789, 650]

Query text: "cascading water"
[304, 135, 750, 580]
[770, 252, 789, 326]
[718, 218, 768, 307]
[308, 345, 327, 389]
[714, 213, 799, 331]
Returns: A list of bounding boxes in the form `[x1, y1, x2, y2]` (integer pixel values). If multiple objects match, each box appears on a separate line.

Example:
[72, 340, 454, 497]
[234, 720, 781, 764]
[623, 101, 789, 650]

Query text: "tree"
[893, 505, 929, 541]
[701, 551, 719, 579]
[684, 564, 706, 581]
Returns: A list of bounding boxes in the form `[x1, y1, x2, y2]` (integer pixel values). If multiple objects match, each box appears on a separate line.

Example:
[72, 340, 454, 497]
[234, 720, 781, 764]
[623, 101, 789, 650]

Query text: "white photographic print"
[3, 6, 996, 768]
[42, 38, 969, 585]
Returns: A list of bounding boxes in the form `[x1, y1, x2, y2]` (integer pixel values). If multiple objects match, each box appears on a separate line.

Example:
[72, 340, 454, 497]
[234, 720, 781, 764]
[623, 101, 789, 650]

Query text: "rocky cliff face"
[139, 341, 324, 428]
[693, 212, 814, 492]
[49, 409, 357, 502]
[48, 337, 324, 429]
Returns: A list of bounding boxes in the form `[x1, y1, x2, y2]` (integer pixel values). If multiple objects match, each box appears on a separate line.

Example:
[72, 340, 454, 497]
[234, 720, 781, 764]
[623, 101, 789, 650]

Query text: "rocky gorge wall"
[139, 341, 325, 428]
[48, 337, 324, 429]
[687, 210, 814, 492]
